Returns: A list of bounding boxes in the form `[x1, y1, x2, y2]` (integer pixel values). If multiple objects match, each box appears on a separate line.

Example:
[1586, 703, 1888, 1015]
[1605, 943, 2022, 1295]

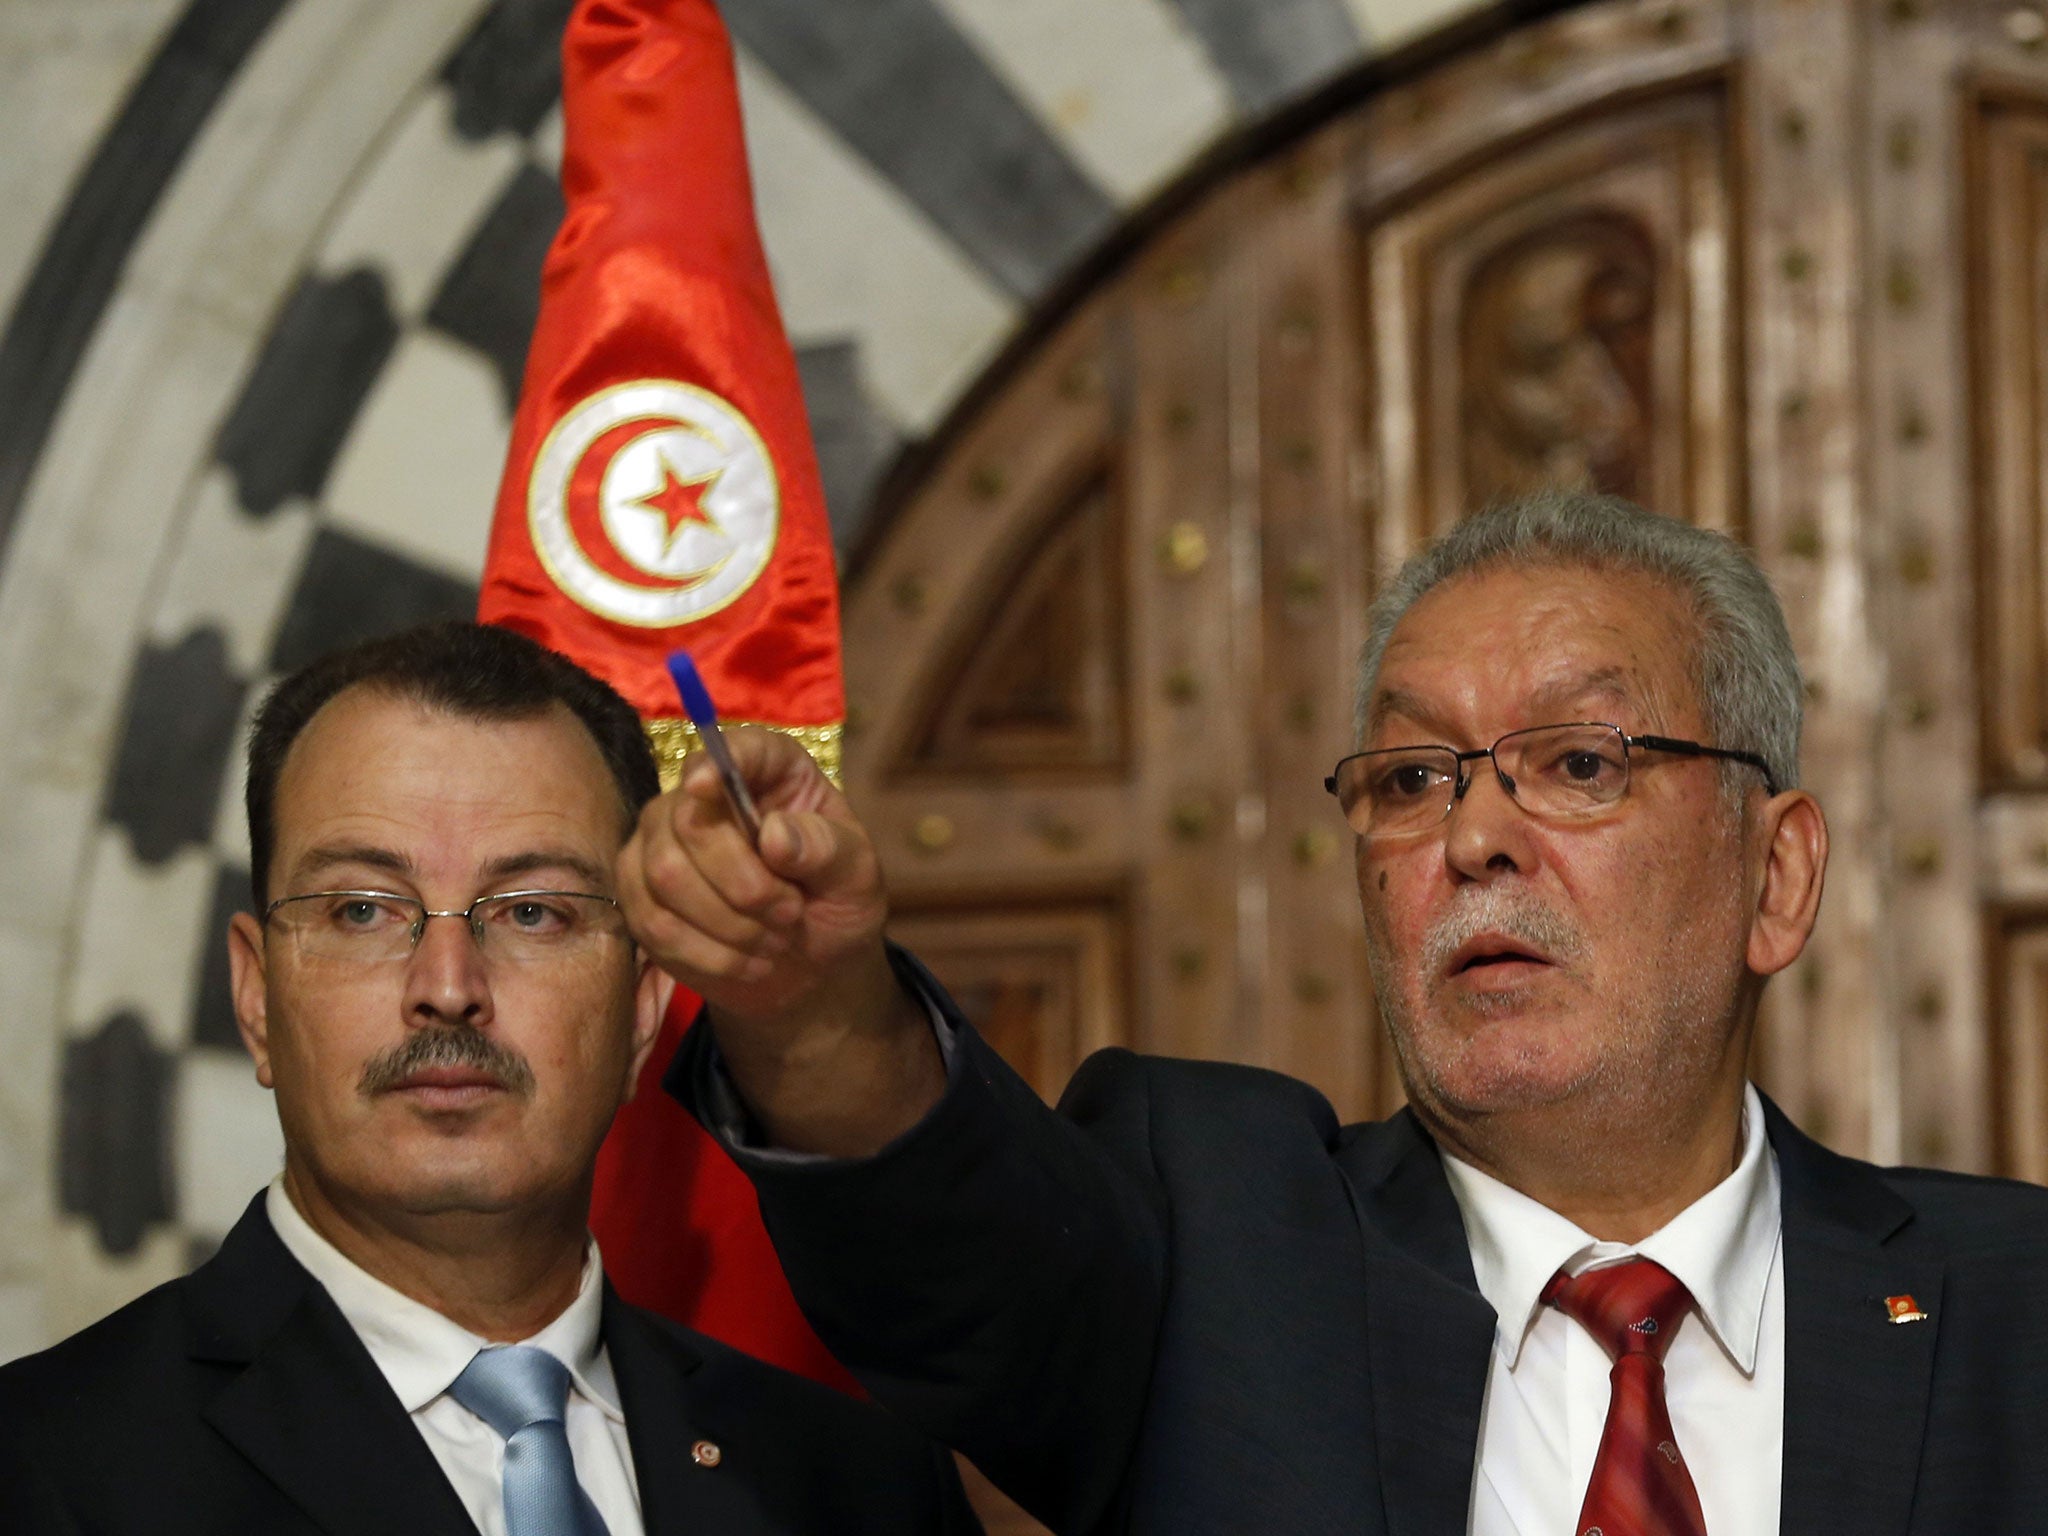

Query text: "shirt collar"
[1438, 1082, 1781, 1374]
[263, 1177, 622, 1419]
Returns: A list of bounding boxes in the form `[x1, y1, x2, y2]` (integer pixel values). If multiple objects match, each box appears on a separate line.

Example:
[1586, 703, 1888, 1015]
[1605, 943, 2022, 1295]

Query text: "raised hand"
[615, 726, 943, 1155]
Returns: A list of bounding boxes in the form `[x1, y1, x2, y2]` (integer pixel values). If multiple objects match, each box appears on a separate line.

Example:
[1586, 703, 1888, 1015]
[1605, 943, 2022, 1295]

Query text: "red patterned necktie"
[1541, 1257, 1709, 1536]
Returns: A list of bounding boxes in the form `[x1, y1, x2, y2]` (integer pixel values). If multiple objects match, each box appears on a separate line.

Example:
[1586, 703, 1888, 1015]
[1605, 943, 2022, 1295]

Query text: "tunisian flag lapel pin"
[1884, 1294, 1929, 1324]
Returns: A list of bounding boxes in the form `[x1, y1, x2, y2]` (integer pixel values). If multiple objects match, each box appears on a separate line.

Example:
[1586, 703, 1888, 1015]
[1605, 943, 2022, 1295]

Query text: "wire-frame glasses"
[262, 889, 628, 965]
[1325, 722, 1777, 841]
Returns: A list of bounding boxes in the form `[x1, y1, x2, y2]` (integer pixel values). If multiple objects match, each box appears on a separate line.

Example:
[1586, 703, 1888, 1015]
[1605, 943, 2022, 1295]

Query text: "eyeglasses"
[1325, 721, 1777, 841]
[262, 889, 628, 965]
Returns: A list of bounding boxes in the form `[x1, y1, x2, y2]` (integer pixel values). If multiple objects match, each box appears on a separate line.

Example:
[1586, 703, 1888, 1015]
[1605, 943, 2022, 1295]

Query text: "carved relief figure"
[1459, 212, 1658, 505]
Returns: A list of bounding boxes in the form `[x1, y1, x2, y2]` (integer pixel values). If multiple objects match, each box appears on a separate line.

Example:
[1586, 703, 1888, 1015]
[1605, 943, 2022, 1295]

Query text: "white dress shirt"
[1438, 1083, 1784, 1536]
[265, 1179, 644, 1536]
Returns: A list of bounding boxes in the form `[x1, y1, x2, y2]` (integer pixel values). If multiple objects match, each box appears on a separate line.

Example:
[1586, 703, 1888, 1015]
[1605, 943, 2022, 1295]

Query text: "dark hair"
[245, 621, 661, 906]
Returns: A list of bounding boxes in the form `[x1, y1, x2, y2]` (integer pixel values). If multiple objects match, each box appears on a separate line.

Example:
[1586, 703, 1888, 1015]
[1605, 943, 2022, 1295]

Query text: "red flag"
[478, 0, 854, 1392]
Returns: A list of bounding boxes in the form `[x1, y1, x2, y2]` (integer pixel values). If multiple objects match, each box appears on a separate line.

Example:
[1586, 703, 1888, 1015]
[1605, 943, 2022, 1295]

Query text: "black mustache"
[358, 1027, 536, 1096]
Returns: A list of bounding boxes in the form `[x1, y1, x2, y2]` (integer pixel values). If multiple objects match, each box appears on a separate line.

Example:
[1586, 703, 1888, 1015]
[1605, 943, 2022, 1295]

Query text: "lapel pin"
[691, 1439, 723, 1467]
[1884, 1294, 1928, 1324]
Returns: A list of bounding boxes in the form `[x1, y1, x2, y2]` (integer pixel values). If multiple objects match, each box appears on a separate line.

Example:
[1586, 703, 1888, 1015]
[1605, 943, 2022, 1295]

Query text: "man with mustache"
[0, 622, 976, 1535]
[629, 490, 2048, 1534]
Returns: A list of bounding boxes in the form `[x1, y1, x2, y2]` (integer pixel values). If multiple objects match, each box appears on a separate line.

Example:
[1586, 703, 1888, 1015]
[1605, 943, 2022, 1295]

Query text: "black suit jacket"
[0, 1196, 978, 1534]
[674, 956, 2048, 1536]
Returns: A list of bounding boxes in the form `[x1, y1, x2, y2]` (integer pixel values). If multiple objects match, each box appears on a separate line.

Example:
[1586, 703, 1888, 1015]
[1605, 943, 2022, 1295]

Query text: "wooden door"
[840, 5, 2048, 1520]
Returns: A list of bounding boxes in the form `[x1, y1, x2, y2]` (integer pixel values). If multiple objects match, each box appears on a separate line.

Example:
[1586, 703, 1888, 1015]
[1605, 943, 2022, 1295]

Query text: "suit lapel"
[187, 1200, 476, 1536]
[1335, 1111, 1496, 1536]
[1329, 1097, 1944, 1536]
[604, 1292, 773, 1534]
[1769, 1100, 1941, 1536]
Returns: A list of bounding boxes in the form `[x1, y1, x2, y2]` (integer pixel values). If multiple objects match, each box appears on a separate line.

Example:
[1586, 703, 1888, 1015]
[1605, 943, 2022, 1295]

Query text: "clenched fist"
[615, 726, 944, 1156]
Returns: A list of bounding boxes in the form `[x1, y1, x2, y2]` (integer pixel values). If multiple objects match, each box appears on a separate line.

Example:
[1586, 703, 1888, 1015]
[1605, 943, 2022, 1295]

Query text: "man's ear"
[623, 956, 676, 1101]
[227, 911, 276, 1088]
[1747, 790, 1828, 977]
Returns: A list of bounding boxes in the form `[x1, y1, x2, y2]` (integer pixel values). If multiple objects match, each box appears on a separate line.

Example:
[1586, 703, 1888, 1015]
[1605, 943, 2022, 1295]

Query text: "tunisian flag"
[478, 0, 853, 1391]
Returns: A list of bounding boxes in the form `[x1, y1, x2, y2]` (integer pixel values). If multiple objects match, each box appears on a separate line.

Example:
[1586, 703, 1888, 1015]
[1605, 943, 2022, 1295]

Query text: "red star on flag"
[633, 456, 723, 544]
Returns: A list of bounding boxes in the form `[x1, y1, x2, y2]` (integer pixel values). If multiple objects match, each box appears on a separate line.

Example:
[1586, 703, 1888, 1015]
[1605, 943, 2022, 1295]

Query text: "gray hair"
[1355, 489, 1802, 792]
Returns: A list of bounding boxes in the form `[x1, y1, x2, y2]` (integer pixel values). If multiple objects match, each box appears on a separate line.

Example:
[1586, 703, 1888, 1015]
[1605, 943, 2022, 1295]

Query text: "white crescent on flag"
[527, 379, 781, 627]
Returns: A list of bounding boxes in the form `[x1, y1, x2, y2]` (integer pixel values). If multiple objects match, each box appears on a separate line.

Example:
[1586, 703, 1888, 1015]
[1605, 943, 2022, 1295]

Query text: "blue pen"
[665, 651, 763, 845]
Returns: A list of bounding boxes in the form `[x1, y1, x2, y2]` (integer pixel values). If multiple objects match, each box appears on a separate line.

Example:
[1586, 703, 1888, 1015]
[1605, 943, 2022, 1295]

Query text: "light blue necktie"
[448, 1344, 611, 1536]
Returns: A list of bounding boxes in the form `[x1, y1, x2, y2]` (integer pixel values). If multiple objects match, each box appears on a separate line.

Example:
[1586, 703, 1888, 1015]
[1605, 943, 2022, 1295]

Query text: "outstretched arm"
[617, 729, 1166, 1530]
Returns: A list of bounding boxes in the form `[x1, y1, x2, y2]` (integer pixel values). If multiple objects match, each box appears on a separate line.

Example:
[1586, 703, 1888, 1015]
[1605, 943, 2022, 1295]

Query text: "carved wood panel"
[909, 469, 1128, 776]
[1989, 915, 2048, 1184]
[1973, 69, 2048, 1180]
[888, 899, 1128, 1103]
[1974, 92, 2048, 792]
[1367, 86, 1738, 547]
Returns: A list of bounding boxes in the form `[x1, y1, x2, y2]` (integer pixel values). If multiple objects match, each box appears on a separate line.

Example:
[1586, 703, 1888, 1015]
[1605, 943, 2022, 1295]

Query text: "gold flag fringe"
[644, 717, 843, 792]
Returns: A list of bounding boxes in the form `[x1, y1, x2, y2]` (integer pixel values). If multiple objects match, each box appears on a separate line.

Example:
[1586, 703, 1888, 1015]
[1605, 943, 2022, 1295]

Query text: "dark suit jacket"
[0, 1196, 979, 1534]
[673, 954, 2048, 1536]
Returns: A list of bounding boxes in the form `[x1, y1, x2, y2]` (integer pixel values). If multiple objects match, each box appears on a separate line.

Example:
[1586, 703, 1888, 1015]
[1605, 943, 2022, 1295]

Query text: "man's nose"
[1442, 754, 1533, 880]
[401, 912, 495, 1028]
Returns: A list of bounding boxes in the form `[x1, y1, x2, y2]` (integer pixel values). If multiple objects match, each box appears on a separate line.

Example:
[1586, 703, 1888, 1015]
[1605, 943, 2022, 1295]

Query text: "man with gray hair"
[622, 492, 2048, 1534]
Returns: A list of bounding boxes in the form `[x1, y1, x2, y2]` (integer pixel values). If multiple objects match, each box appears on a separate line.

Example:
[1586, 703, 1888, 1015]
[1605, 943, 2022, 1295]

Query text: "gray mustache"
[1421, 889, 1586, 977]
[358, 1027, 536, 1096]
